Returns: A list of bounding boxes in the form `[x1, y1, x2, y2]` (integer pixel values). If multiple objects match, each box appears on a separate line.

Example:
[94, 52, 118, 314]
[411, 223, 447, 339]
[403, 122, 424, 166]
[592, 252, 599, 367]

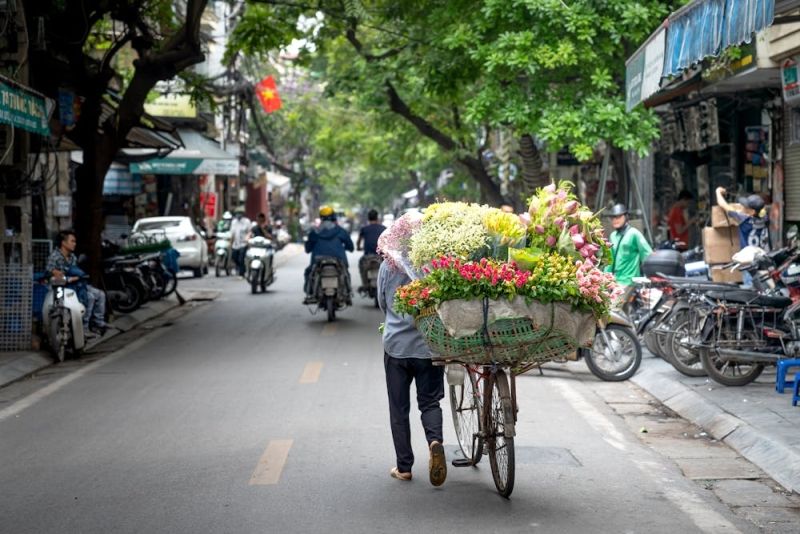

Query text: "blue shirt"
[377, 262, 432, 359]
[305, 221, 354, 265]
[359, 223, 386, 255]
[728, 211, 770, 251]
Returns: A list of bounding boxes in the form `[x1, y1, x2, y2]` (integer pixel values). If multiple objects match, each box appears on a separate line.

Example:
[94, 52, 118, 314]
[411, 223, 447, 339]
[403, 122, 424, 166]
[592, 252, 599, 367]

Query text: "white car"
[132, 216, 208, 277]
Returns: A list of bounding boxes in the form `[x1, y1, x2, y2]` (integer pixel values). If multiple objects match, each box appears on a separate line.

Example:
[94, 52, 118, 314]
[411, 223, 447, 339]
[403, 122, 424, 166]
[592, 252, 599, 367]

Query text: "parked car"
[132, 216, 208, 277]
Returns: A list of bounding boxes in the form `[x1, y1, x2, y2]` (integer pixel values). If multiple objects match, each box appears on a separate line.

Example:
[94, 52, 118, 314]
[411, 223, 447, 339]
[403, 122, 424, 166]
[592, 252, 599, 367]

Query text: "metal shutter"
[784, 104, 800, 220]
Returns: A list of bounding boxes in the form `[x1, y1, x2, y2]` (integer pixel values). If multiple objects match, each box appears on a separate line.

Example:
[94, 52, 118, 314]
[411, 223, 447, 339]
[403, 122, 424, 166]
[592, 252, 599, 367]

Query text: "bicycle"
[447, 360, 535, 498]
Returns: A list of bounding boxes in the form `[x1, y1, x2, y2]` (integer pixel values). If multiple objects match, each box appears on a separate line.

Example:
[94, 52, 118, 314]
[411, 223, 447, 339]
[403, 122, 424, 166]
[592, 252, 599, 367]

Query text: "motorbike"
[358, 254, 383, 308]
[98, 241, 151, 313]
[682, 245, 800, 386]
[214, 230, 232, 277]
[42, 276, 86, 363]
[245, 236, 276, 294]
[307, 256, 350, 322]
[577, 309, 642, 381]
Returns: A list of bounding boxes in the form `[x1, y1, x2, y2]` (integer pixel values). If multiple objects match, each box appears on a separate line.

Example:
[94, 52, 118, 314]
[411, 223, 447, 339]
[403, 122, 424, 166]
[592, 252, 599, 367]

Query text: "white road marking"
[299, 362, 323, 384]
[550, 379, 743, 534]
[250, 439, 293, 485]
[0, 327, 169, 423]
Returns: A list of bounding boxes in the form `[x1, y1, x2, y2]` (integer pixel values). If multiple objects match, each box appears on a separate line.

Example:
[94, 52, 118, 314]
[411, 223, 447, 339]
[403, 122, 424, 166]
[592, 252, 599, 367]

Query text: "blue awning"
[663, 0, 775, 77]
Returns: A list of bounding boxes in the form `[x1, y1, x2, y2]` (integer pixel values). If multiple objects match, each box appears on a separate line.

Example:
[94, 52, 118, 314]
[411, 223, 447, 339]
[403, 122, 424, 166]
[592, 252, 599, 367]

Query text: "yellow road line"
[249, 439, 293, 485]
[322, 323, 337, 336]
[299, 361, 324, 384]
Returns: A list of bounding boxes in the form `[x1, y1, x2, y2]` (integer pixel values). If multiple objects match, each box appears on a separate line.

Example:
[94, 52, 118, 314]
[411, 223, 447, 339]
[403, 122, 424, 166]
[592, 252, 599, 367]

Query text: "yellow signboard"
[144, 94, 197, 118]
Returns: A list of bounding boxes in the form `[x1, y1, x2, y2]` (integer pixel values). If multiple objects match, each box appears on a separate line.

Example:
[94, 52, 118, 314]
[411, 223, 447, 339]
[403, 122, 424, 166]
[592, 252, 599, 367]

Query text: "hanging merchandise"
[744, 126, 769, 192]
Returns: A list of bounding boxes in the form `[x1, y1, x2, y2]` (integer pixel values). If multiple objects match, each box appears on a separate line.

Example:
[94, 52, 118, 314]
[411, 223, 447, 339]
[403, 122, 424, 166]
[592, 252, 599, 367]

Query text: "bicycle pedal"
[451, 458, 474, 467]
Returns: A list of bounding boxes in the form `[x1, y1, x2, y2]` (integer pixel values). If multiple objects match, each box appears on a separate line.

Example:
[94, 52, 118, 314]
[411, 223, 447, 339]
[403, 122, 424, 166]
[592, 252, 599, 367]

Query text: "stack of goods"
[706, 205, 742, 283]
[380, 182, 619, 365]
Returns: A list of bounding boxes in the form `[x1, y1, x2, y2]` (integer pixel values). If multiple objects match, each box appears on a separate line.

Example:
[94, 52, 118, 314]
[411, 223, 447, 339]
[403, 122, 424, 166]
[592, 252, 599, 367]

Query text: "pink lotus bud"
[554, 217, 565, 229]
[519, 213, 531, 226]
[572, 233, 585, 249]
[563, 200, 578, 214]
[528, 197, 540, 213]
[534, 224, 545, 234]
[545, 235, 557, 247]
[543, 184, 556, 193]
[569, 224, 580, 236]
[557, 190, 568, 201]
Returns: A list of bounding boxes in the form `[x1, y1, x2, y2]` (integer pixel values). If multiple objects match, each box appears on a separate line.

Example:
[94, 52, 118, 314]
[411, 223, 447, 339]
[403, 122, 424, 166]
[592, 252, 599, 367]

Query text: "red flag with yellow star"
[255, 76, 282, 113]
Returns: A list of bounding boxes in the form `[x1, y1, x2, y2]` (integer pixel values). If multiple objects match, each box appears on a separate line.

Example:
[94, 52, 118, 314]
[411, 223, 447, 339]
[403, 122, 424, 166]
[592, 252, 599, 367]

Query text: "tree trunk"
[517, 134, 551, 197]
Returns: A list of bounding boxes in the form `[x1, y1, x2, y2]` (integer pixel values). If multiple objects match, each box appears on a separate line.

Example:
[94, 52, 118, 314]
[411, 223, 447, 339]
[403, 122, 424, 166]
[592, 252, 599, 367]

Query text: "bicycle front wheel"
[449, 365, 483, 465]
[485, 368, 515, 498]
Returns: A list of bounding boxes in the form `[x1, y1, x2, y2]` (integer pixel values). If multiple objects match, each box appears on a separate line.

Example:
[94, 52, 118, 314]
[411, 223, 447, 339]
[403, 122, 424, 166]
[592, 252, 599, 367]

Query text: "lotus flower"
[546, 235, 557, 247]
[534, 224, 545, 234]
[554, 217, 565, 230]
[572, 233, 585, 249]
[569, 224, 581, 236]
[543, 183, 556, 193]
[519, 212, 531, 226]
[563, 200, 578, 215]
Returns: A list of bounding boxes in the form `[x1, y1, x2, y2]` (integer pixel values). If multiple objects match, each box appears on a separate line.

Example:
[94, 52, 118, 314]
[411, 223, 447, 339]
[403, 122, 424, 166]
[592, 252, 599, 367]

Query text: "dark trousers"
[384, 353, 444, 473]
[232, 247, 247, 276]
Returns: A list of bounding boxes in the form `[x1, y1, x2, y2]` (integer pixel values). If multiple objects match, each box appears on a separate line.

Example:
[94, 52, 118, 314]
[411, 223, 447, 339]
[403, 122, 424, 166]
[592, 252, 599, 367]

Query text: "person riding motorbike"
[357, 209, 386, 291]
[249, 212, 274, 240]
[304, 205, 354, 304]
[216, 211, 233, 234]
[230, 208, 251, 277]
[46, 230, 108, 336]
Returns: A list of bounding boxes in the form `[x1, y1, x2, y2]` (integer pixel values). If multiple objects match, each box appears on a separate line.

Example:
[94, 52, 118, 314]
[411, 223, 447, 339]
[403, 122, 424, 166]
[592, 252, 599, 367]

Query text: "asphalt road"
[0, 246, 764, 533]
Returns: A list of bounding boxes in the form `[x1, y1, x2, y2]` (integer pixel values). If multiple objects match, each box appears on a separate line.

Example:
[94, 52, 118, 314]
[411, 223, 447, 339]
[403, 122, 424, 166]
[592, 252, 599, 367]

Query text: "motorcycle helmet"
[319, 205, 336, 221]
[222, 211, 233, 220]
[609, 203, 628, 217]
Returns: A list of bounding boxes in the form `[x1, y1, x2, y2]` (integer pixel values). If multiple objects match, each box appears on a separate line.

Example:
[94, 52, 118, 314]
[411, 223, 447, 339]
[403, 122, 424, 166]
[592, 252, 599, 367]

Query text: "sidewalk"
[632, 352, 800, 494]
[0, 288, 218, 390]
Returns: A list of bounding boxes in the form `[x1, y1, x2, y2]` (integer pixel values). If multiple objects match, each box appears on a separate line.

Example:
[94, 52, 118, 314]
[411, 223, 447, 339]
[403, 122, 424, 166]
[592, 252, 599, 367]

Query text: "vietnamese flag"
[255, 75, 282, 113]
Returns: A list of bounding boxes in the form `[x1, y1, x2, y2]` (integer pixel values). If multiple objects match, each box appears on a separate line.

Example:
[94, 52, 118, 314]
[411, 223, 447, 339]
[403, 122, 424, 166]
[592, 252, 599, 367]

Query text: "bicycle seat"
[706, 290, 793, 308]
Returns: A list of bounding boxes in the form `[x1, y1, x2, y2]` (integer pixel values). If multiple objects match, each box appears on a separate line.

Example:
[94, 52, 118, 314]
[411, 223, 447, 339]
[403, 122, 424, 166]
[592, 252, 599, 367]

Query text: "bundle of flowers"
[387, 183, 618, 362]
[377, 211, 423, 273]
[395, 255, 618, 319]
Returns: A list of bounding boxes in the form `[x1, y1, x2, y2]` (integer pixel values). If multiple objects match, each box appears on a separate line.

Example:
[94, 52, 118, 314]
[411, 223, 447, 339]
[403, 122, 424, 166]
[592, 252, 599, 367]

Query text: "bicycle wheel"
[484, 368, 515, 498]
[449, 365, 483, 465]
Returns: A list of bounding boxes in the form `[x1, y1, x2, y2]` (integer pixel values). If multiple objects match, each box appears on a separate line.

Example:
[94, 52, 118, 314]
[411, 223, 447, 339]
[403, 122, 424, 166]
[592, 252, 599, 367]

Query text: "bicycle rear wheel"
[449, 365, 483, 465]
[485, 368, 515, 498]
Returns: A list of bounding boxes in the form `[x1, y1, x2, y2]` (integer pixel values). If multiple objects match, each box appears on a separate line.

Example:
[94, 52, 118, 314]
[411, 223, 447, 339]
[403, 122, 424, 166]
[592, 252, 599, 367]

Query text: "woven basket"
[415, 304, 584, 365]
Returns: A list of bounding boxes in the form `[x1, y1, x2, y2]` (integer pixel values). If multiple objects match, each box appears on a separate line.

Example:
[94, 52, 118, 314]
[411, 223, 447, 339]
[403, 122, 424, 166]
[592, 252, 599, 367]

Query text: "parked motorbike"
[577, 310, 642, 381]
[358, 254, 382, 308]
[683, 246, 800, 386]
[42, 276, 86, 362]
[214, 230, 232, 277]
[245, 236, 275, 294]
[307, 256, 350, 322]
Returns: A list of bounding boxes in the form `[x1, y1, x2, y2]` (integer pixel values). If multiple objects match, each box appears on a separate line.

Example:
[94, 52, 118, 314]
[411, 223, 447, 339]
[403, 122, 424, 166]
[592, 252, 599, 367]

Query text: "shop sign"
[144, 94, 197, 118]
[0, 76, 50, 135]
[130, 157, 239, 176]
[199, 192, 217, 218]
[626, 28, 666, 111]
[782, 57, 800, 104]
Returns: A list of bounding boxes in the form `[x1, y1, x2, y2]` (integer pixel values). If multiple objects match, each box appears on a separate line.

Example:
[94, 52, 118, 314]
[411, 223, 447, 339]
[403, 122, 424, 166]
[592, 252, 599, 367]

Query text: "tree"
[231, 0, 685, 204]
[25, 0, 209, 281]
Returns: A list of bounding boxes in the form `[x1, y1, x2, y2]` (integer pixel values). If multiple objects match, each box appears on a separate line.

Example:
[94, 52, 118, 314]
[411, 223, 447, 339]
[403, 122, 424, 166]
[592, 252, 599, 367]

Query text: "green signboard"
[130, 157, 239, 176]
[0, 77, 50, 136]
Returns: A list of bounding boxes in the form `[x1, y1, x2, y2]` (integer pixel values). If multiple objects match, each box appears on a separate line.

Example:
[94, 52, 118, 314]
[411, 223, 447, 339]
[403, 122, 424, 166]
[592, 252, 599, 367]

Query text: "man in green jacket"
[607, 204, 653, 286]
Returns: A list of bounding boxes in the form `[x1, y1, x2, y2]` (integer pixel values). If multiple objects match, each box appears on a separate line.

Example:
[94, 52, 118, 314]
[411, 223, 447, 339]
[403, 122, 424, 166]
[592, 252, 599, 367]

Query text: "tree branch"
[384, 80, 457, 152]
[345, 26, 406, 62]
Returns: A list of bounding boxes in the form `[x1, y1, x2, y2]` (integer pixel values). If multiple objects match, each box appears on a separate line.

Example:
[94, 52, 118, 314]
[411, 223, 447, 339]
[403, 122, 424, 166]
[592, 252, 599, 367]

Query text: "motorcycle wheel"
[665, 315, 707, 377]
[50, 312, 67, 363]
[251, 269, 260, 294]
[699, 329, 764, 386]
[584, 324, 642, 381]
[109, 276, 145, 313]
[215, 256, 223, 277]
[326, 297, 336, 322]
[149, 270, 167, 300]
[162, 272, 177, 297]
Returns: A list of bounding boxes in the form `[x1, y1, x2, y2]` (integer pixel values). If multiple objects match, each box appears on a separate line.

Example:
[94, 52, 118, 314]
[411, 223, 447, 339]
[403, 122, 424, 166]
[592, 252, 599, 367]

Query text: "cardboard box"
[703, 226, 740, 264]
[710, 265, 743, 284]
[711, 204, 741, 228]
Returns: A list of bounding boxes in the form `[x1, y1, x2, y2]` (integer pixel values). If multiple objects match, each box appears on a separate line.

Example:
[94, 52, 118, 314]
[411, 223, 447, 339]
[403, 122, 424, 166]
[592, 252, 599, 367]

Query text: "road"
[0, 245, 782, 533]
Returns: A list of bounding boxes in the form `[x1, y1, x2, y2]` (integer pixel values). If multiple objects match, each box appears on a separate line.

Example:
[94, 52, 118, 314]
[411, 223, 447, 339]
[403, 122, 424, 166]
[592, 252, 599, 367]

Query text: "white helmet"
[222, 211, 233, 220]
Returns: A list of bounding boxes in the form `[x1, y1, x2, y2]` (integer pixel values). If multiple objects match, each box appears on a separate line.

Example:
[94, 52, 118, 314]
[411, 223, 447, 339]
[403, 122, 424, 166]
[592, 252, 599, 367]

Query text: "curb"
[631, 364, 800, 494]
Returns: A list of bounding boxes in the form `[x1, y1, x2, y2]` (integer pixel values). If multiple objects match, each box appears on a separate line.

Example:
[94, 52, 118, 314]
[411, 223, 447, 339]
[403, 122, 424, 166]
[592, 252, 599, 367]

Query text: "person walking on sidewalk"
[46, 230, 109, 336]
[607, 203, 653, 287]
[230, 208, 251, 277]
[376, 255, 447, 486]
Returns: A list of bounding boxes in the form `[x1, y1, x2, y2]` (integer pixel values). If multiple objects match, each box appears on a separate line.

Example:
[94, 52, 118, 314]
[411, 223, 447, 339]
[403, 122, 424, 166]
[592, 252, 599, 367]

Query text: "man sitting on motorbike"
[357, 209, 386, 292]
[304, 205, 354, 304]
[46, 230, 109, 335]
[249, 212, 274, 240]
